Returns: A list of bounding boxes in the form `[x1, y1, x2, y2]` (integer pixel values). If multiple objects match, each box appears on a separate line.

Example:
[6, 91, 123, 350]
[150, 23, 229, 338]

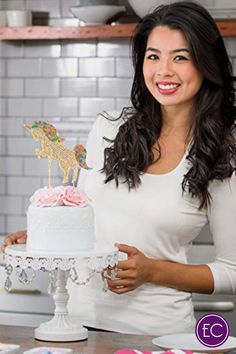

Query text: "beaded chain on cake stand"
[3, 121, 119, 342]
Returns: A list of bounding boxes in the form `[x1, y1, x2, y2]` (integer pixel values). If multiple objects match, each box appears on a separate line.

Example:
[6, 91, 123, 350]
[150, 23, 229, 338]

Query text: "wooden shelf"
[0, 23, 136, 40]
[0, 20, 236, 40]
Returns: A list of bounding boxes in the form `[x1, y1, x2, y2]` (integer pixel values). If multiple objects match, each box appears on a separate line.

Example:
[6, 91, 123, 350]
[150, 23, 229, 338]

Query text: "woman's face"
[143, 25, 203, 111]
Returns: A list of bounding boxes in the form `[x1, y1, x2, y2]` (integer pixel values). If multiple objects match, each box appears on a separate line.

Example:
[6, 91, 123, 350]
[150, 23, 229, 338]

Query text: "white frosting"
[27, 204, 94, 253]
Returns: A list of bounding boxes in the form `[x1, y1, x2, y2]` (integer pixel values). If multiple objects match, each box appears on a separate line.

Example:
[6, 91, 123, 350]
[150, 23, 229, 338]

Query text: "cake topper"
[24, 121, 90, 187]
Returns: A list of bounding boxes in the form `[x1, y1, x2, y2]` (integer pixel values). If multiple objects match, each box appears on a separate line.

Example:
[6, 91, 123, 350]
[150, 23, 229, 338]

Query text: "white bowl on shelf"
[70, 5, 126, 25]
[127, 0, 182, 18]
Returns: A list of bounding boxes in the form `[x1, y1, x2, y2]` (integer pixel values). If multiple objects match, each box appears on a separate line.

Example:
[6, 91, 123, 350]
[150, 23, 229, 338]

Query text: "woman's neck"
[161, 105, 194, 142]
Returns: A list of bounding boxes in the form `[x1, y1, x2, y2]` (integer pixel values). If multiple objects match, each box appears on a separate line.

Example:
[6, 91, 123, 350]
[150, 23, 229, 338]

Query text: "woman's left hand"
[105, 243, 152, 294]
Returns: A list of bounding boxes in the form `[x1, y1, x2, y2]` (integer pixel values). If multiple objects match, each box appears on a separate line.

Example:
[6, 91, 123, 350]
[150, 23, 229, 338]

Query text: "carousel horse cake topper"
[24, 121, 90, 187]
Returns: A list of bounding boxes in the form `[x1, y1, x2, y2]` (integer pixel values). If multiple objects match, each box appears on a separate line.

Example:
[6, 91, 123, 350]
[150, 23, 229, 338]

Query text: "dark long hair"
[102, 1, 236, 209]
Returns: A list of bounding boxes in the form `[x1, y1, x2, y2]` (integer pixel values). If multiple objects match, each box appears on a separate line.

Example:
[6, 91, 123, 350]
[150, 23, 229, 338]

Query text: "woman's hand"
[104, 243, 153, 294]
[103, 244, 215, 295]
[0, 230, 27, 252]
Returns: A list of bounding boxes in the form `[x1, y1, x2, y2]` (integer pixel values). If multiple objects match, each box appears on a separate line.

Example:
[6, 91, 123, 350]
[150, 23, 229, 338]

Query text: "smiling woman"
[66, 1, 236, 336]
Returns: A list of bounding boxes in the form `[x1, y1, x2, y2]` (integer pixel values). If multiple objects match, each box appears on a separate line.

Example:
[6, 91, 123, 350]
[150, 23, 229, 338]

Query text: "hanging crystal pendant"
[18, 269, 29, 284]
[70, 267, 78, 282]
[4, 264, 13, 292]
[47, 270, 56, 295]
[17, 268, 36, 284]
[47, 279, 54, 295]
[4, 276, 12, 292]
[102, 278, 108, 293]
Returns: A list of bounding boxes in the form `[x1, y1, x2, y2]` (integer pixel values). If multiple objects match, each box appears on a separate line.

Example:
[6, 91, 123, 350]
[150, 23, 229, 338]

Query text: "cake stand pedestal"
[4, 244, 118, 342]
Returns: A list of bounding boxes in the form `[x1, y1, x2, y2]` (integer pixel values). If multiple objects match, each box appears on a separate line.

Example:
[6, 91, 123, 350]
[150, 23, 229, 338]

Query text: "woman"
[2, 1, 236, 336]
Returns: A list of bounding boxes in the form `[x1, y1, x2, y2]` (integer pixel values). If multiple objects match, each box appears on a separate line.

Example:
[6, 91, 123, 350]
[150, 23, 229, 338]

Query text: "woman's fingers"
[108, 279, 135, 294]
[107, 278, 132, 289]
[1, 230, 27, 252]
[6, 231, 27, 244]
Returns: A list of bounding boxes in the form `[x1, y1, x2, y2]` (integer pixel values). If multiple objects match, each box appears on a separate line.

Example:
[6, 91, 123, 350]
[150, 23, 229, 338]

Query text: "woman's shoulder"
[208, 171, 236, 207]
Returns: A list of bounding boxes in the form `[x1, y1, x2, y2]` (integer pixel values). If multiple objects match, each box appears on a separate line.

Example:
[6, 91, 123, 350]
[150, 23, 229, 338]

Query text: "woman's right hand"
[1, 230, 27, 252]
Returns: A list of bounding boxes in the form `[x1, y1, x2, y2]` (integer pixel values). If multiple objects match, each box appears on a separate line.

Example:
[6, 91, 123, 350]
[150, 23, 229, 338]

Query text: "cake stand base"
[35, 320, 88, 342]
[34, 268, 89, 342]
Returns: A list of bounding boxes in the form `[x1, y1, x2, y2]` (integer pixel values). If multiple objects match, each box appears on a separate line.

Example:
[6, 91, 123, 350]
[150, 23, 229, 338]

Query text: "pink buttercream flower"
[30, 187, 64, 207]
[30, 186, 90, 207]
[62, 186, 89, 207]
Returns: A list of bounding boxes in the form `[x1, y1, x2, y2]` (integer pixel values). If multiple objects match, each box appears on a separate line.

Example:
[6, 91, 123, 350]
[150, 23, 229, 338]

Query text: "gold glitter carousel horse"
[25, 121, 90, 187]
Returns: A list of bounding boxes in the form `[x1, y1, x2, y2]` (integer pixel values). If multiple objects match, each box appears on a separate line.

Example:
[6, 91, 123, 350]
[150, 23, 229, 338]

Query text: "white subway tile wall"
[0, 1, 25, 10]
[198, 0, 214, 7]
[0, 60, 6, 77]
[24, 41, 61, 58]
[0, 118, 23, 135]
[0, 176, 5, 194]
[0, 0, 235, 242]
[61, 40, 96, 57]
[25, 78, 60, 97]
[0, 137, 5, 154]
[7, 59, 41, 77]
[0, 78, 24, 96]
[0, 196, 22, 215]
[8, 98, 42, 116]
[0, 157, 23, 176]
[0, 215, 5, 234]
[0, 99, 6, 116]
[6, 137, 35, 156]
[24, 157, 58, 177]
[42, 58, 78, 77]
[43, 97, 78, 116]
[61, 78, 97, 97]
[214, 0, 236, 8]
[7, 176, 41, 196]
[98, 77, 133, 97]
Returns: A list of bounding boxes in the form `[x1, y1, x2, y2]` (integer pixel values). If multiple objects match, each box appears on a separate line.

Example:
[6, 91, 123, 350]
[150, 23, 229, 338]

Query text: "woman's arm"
[106, 243, 214, 294]
[206, 173, 236, 294]
[107, 173, 236, 295]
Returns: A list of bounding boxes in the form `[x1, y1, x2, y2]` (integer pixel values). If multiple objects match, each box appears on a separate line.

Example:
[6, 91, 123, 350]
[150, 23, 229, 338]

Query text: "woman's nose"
[156, 59, 173, 77]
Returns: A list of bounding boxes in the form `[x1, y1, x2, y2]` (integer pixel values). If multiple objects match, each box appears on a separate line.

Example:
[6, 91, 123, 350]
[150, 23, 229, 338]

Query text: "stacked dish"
[70, 0, 126, 25]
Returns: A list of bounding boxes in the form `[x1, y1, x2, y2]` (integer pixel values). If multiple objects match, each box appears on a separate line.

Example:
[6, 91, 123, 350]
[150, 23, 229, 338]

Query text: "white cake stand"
[4, 244, 119, 342]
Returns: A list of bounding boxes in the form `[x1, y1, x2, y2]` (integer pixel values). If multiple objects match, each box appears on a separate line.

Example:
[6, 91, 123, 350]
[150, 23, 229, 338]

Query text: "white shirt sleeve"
[78, 112, 123, 188]
[207, 172, 236, 294]
[77, 114, 104, 189]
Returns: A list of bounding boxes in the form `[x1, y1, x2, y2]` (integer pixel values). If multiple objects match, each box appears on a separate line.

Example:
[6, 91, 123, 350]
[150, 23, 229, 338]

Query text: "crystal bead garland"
[69, 266, 96, 286]
[102, 278, 108, 292]
[48, 269, 57, 295]
[16, 268, 36, 285]
[4, 264, 13, 292]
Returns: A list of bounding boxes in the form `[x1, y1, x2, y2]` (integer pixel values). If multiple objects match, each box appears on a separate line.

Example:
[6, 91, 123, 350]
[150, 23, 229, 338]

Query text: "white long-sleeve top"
[68, 112, 236, 336]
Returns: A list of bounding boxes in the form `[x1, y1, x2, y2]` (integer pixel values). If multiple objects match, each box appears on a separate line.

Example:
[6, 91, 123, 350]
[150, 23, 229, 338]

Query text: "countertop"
[0, 325, 158, 353]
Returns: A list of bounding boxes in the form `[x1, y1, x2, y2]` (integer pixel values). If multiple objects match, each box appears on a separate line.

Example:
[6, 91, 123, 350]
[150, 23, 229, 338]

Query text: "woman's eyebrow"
[145, 47, 190, 54]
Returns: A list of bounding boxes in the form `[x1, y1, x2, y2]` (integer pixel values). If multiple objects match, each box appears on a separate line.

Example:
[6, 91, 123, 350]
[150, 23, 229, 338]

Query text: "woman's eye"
[147, 54, 159, 61]
[174, 55, 188, 61]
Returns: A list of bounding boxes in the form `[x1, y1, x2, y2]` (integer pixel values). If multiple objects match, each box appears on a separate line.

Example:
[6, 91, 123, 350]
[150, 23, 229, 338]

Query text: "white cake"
[26, 186, 94, 253]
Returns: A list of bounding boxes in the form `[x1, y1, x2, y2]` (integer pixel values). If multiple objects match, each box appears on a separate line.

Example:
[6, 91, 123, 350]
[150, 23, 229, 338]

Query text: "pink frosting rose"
[30, 187, 64, 207]
[62, 186, 89, 207]
[30, 186, 89, 207]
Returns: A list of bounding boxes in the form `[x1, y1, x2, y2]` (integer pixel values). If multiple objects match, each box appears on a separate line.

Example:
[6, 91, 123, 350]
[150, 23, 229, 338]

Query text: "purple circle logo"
[195, 313, 230, 347]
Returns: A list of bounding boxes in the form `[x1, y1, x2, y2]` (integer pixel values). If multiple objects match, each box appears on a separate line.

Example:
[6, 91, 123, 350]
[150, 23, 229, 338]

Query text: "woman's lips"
[156, 82, 180, 95]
